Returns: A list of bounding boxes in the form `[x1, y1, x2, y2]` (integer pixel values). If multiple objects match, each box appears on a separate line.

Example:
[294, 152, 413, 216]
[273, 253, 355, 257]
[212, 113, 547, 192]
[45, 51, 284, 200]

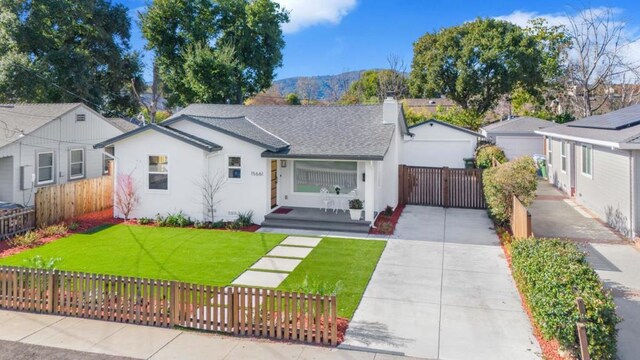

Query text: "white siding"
[547, 138, 572, 195]
[0, 105, 123, 206]
[403, 122, 478, 168]
[575, 145, 632, 236]
[0, 156, 13, 202]
[495, 135, 544, 160]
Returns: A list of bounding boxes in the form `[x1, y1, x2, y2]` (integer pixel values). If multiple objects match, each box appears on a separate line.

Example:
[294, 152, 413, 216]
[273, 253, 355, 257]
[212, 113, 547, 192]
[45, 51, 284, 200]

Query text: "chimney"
[382, 94, 398, 125]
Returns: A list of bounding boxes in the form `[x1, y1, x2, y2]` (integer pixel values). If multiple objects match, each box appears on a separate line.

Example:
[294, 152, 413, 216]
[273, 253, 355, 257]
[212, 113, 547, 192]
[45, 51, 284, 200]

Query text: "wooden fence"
[0, 208, 36, 240]
[0, 266, 338, 346]
[399, 165, 486, 209]
[511, 196, 532, 238]
[35, 174, 113, 228]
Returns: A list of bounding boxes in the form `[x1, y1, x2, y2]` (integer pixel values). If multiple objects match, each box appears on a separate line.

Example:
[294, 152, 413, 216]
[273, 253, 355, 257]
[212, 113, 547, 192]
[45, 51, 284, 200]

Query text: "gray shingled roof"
[482, 116, 553, 134]
[106, 117, 140, 132]
[169, 104, 396, 160]
[536, 105, 640, 146]
[0, 103, 81, 148]
[94, 124, 222, 152]
[163, 115, 289, 152]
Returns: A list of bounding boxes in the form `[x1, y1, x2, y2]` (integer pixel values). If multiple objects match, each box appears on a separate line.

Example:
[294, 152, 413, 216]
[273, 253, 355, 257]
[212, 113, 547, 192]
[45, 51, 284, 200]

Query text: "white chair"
[320, 187, 335, 212]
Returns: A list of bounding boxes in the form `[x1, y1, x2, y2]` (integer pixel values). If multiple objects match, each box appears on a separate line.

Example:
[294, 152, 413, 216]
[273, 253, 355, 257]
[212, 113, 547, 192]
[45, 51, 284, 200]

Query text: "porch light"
[280, 160, 287, 168]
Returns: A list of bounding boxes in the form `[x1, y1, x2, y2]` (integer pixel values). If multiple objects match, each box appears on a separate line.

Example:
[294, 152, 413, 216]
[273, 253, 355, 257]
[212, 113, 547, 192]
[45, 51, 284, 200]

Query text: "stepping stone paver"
[280, 236, 321, 247]
[232, 271, 288, 288]
[251, 257, 302, 272]
[266, 245, 313, 259]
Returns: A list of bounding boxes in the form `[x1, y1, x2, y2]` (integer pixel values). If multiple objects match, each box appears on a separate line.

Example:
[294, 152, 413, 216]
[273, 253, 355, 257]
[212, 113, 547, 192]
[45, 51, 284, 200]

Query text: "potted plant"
[334, 185, 341, 195]
[348, 199, 363, 220]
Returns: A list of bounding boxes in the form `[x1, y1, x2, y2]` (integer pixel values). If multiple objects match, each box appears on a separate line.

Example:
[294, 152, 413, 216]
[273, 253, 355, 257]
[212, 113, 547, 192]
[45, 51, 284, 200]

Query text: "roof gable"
[0, 103, 82, 148]
[409, 119, 482, 137]
[94, 124, 221, 152]
[482, 116, 553, 133]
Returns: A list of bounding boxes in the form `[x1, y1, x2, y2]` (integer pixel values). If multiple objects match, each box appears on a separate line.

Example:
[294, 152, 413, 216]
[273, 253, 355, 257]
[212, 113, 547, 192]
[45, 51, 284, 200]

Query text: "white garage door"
[403, 140, 472, 168]
[496, 136, 544, 160]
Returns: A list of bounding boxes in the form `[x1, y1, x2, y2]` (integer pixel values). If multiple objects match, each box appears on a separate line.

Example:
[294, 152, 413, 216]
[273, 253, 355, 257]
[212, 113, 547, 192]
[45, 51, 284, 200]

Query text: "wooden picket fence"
[35, 174, 113, 228]
[0, 208, 36, 240]
[0, 266, 338, 346]
[511, 196, 532, 238]
[399, 165, 486, 209]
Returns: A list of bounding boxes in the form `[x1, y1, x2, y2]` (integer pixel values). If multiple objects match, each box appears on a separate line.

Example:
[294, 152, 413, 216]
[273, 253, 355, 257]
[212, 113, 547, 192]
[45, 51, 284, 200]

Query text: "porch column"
[364, 161, 375, 222]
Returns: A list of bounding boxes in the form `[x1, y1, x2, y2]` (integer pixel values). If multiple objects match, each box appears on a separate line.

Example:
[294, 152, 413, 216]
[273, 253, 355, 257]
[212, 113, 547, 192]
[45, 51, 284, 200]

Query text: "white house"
[536, 104, 640, 238]
[0, 103, 137, 206]
[403, 119, 482, 168]
[481, 116, 552, 159]
[96, 97, 413, 231]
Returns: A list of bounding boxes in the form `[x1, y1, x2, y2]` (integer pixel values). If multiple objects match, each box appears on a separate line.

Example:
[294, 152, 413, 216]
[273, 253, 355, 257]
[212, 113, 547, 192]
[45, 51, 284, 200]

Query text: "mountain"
[273, 70, 370, 101]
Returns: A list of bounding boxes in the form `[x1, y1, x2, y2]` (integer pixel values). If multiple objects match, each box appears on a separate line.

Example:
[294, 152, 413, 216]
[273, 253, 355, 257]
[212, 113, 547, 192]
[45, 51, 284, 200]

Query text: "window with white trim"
[69, 149, 85, 179]
[148, 155, 168, 190]
[37, 151, 54, 185]
[561, 141, 567, 172]
[103, 146, 114, 175]
[294, 160, 357, 193]
[581, 145, 592, 177]
[228, 156, 242, 179]
[547, 139, 553, 165]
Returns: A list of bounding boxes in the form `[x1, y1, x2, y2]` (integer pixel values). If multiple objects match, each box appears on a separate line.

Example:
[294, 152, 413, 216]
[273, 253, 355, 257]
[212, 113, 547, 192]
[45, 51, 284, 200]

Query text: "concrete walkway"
[0, 309, 413, 360]
[341, 206, 540, 359]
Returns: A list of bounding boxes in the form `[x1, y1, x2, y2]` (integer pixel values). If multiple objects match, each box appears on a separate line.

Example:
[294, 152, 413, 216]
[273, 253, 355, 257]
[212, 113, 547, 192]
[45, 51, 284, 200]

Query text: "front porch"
[261, 207, 371, 233]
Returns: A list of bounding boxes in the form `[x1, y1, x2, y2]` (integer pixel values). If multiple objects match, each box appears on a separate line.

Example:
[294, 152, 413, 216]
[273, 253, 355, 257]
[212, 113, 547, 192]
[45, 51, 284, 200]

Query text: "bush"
[377, 221, 393, 234]
[137, 217, 152, 225]
[293, 274, 343, 296]
[483, 157, 537, 225]
[383, 205, 394, 216]
[23, 255, 62, 270]
[511, 238, 619, 359]
[349, 199, 363, 210]
[235, 211, 254, 227]
[39, 224, 68, 238]
[475, 144, 507, 168]
[68, 222, 79, 231]
[211, 220, 225, 229]
[8, 231, 41, 248]
[155, 213, 167, 227]
[164, 211, 193, 227]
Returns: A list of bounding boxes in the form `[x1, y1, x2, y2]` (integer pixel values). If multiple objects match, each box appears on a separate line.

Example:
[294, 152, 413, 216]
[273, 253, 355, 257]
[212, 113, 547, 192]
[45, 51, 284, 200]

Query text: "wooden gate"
[399, 165, 486, 209]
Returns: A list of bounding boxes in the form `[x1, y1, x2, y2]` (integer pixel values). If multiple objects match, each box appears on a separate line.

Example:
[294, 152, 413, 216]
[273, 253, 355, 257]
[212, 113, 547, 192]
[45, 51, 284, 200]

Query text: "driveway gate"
[398, 165, 486, 209]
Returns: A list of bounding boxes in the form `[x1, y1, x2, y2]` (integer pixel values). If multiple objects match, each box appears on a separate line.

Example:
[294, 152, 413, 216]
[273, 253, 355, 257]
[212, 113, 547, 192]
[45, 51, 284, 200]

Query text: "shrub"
[39, 224, 68, 238]
[483, 157, 537, 225]
[23, 255, 62, 270]
[377, 221, 394, 234]
[235, 211, 254, 227]
[164, 211, 193, 227]
[68, 222, 79, 231]
[383, 205, 394, 216]
[475, 144, 507, 168]
[511, 238, 619, 359]
[348, 199, 363, 210]
[8, 231, 41, 248]
[293, 274, 343, 296]
[211, 220, 225, 229]
[225, 221, 240, 231]
[137, 217, 152, 225]
[155, 213, 167, 227]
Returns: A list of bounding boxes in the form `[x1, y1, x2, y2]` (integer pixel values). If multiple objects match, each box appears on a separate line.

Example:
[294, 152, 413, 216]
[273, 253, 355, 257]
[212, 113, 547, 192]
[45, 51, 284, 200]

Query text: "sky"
[117, 0, 640, 81]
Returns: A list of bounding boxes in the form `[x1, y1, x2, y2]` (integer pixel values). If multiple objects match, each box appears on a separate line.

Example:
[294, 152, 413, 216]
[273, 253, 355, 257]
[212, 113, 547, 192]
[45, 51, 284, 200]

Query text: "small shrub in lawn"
[483, 156, 537, 225]
[211, 220, 225, 229]
[137, 217, 152, 225]
[8, 231, 41, 248]
[68, 222, 79, 231]
[475, 144, 507, 168]
[511, 238, 619, 359]
[39, 224, 68, 238]
[294, 274, 344, 296]
[164, 211, 193, 227]
[23, 255, 62, 270]
[383, 205, 394, 216]
[235, 211, 254, 227]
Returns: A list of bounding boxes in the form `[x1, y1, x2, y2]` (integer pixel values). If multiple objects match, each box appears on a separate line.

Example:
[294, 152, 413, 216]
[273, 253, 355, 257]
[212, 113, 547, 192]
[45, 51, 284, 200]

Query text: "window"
[561, 141, 567, 173]
[547, 139, 553, 165]
[37, 152, 54, 185]
[581, 145, 592, 177]
[294, 161, 357, 193]
[76, 114, 86, 122]
[103, 146, 114, 175]
[69, 149, 85, 179]
[148, 155, 168, 190]
[228, 156, 242, 179]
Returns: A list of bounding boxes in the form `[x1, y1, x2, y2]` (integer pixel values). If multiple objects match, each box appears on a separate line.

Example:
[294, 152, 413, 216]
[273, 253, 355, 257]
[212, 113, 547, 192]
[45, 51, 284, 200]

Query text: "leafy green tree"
[410, 18, 544, 118]
[434, 105, 483, 131]
[339, 69, 408, 104]
[141, 0, 289, 105]
[285, 93, 301, 105]
[0, 0, 143, 116]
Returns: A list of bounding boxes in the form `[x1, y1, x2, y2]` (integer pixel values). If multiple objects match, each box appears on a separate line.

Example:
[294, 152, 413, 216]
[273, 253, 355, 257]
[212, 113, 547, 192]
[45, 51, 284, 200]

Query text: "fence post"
[169, 281, 178, 327]
[442, 167, 450, 208]
[398, 165, 406, 205]
[47, 270, 58, 314]
[575, 297, 590, 360]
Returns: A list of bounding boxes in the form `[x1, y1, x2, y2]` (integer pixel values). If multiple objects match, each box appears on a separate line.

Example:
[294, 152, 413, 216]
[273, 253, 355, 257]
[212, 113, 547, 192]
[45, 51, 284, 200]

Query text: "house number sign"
[251, 171, 264, 176]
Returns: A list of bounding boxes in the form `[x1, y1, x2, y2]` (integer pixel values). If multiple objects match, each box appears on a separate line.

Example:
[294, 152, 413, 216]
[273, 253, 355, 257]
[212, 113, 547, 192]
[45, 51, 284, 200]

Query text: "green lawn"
[278, 238, 386, 319]
[0, 225, 386, 319]
[0, 225, 286, 285]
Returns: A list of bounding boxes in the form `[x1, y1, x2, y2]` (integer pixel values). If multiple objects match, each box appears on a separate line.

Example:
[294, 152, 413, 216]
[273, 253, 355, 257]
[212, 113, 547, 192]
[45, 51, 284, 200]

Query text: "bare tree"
[378, 54, 409, 101]
[606, 66, 640, 110]
[132, 62, 163, 123]
[296, 77, 318, 104]
[565, 7, 640, 117]
[115, 173, 139, 221]
[196, 172, 226, 222]
[325, 69, 353, 102]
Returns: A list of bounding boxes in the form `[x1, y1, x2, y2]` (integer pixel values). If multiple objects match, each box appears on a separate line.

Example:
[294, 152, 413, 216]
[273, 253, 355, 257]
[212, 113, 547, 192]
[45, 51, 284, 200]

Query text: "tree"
[196, 173, 226, 222]
[285, 93, 301, 105]
[296, 77, 319, 104]
[115, 173, 140, 221]
[565, 7, 640, 116]
[409, 18, 545, 118]
[0, 0, 143, 116]
[140, 0, 289, 106]
[339, 67, 408, 104]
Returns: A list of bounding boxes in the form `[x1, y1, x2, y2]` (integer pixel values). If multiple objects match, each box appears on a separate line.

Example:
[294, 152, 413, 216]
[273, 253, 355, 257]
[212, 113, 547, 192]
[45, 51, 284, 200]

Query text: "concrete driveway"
[341, 206, 540, 359]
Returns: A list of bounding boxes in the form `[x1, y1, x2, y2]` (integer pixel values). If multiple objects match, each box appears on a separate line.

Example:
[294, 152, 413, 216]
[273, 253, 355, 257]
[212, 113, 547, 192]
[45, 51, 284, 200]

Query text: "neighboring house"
[481, 116, 553, 159]
[95, 98, 411, 226]
[0, 103, 134, 206]
[536, 104, 640, 238]
[403, 98, 456, 117]
[403, 119, 482, 168]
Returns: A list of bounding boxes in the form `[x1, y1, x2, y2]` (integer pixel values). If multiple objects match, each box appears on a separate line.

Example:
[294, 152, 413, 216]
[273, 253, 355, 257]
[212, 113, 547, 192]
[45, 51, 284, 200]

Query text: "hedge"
[511, 238, 619, 359]
[475, 144, 507, 168]
[483, 156, 537, 225]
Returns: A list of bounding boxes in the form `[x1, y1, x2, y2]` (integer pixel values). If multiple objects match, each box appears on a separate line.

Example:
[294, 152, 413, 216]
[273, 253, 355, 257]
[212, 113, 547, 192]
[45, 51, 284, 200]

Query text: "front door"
[270, 160, 278, 208]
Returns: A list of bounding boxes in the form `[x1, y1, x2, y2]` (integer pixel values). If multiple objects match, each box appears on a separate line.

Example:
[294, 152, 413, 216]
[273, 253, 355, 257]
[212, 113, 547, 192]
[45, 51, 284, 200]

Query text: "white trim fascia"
[535, 130, 622, 148]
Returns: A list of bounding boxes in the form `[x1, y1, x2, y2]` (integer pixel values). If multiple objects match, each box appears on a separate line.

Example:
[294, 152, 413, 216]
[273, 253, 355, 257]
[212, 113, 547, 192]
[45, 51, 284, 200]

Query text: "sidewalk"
[0, 309, 417, 360]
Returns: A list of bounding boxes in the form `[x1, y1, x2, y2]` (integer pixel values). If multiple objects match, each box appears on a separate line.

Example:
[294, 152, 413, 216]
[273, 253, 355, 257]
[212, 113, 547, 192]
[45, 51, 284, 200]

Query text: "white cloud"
[274, 0, 357, 34]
